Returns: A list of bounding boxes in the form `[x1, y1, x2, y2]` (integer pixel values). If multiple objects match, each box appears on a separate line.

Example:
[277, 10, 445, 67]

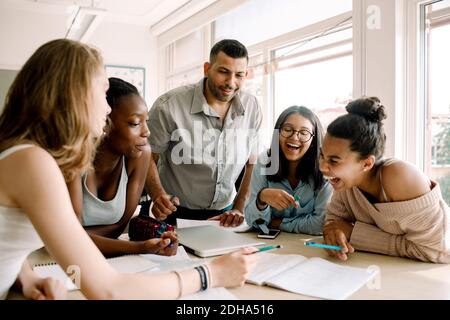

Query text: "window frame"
[405, 0, 450, 172]
[244, 11, 352, 129]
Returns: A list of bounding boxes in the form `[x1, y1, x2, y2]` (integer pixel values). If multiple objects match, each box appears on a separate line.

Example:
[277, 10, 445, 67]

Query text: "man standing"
[146, 39, 262, 227]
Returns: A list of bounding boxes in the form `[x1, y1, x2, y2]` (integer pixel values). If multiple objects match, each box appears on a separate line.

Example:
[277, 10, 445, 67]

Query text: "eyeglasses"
[280, 126, 314, 142]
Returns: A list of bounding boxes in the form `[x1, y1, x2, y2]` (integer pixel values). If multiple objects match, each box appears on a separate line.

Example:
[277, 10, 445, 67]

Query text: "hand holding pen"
[322, 220, 355, 261]
[156, 231, 178, 256]
[258, 189, 299, 211]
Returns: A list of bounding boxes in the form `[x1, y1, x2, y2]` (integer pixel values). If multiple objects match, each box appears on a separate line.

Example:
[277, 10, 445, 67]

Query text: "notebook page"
[140, 245, 190, 264]
[176, 218, 253, 233]
[246, 253, 307, 285]
[33, 255, 158, 291]
[264, 257, 378, 300]
[108, 255, 158, 273]
[33, 264, 78, 291]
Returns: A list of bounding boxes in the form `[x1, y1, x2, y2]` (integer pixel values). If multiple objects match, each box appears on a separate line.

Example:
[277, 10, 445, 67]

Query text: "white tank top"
[0, 144, 44, 299]
[81, 156, 128, 226]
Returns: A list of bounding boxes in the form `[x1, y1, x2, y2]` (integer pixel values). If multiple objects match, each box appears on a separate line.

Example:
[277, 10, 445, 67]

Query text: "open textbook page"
[247, 253, 378, 300]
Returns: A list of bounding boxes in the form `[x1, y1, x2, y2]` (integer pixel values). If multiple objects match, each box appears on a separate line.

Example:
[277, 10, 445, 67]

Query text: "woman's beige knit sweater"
[326, 182, 450, 263]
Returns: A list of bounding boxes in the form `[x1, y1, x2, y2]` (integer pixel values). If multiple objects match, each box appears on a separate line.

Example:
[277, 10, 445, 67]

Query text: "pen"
[252, 245, 283, 254]
[304, 241, 342, 251]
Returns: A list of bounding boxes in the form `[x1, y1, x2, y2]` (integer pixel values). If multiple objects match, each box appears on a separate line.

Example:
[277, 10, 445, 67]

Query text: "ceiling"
[0, 0, 218, 32]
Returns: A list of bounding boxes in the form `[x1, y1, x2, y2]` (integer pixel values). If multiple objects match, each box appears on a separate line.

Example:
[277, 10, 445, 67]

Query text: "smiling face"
[319, 134, 369, 191]
[204, 51, 248, 103]
[106, 94, 150, 158]
[279, 113, 314, 164]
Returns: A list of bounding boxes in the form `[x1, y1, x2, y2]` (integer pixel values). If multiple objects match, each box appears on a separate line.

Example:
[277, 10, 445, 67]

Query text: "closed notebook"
[247, 253, 378, 300]
[177, 225, 264, 257]
[33, 255, 158, 291]
[176, 218, 253, 233]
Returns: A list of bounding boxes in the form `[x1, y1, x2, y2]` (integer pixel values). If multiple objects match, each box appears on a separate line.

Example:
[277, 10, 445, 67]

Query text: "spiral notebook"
[33, 255, 158, 291]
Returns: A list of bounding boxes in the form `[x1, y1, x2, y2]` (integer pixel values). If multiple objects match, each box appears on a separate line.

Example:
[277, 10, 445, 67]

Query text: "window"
[272, 28, 352, 128]
[214, 0, 351, 46]
[243, 54, 272, 147]
[214, 1, 352, 146]
[165, 29, 207, 91]
[160, 1, 352, 149]
[424, 0, 450, 204]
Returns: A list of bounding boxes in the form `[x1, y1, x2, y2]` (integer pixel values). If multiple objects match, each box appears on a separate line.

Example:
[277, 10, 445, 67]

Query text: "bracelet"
[204, 263, 213, 289]
[195, 265, 208, 291]
[173, 271, 183, 299]
[201, 264, 210, 289]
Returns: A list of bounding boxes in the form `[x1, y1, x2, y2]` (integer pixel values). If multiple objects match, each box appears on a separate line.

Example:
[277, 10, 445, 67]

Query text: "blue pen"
[304, 241, 342, 251]
[252, 245, 283, 254]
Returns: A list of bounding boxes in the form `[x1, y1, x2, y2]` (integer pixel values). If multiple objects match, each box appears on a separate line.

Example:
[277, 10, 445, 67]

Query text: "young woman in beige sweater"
[319, 97, 450, 263]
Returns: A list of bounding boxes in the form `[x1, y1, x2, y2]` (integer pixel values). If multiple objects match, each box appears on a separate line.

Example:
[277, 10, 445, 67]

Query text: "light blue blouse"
[245, 156, 333, 235]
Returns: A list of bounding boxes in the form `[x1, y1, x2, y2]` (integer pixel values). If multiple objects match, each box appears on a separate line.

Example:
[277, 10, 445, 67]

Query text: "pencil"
[304, 241, 342, 251]
[252, 245, 283, 254]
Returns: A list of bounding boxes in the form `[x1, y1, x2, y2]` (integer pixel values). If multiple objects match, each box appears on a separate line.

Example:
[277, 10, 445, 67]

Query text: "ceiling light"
[65, 5, 106, 42]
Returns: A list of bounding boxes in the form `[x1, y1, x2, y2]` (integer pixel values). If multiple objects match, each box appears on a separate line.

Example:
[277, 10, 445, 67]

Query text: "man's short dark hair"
[209, 39, 248, 64]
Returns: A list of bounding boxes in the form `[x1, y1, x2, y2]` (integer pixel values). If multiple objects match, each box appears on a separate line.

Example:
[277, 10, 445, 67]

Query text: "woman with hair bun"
[319, 97, 450, 263]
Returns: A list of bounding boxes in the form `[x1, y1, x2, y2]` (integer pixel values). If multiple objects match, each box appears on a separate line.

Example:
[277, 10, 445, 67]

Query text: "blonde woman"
[0, 39, 258, 300]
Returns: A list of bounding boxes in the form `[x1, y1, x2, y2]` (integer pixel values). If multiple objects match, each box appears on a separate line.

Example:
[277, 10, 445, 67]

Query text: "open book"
[33, 255, 158, 291]
[247, 253, 378, 300]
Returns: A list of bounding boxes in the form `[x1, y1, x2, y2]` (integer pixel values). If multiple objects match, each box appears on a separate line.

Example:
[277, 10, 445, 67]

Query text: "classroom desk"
[8, 230, 450, 300]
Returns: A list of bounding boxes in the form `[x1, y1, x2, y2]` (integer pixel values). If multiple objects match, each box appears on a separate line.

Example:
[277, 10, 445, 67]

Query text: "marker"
[304, 241, 342, 251]
[293, 195, 300, 208]
[253, 245, 283, 254]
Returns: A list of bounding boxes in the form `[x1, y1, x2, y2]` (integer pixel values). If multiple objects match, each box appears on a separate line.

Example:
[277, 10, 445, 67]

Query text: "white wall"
[87, 22, 158, 105]
[0, 7, 66, 70]
[0, 6, 157, 105]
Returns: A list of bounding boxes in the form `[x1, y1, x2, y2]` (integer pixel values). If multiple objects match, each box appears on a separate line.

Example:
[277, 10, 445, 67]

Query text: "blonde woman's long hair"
[0, 39, 103, 182]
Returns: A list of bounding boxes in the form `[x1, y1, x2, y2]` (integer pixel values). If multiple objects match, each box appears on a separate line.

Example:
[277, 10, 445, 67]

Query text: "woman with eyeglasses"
[244, 106, 333, 235]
